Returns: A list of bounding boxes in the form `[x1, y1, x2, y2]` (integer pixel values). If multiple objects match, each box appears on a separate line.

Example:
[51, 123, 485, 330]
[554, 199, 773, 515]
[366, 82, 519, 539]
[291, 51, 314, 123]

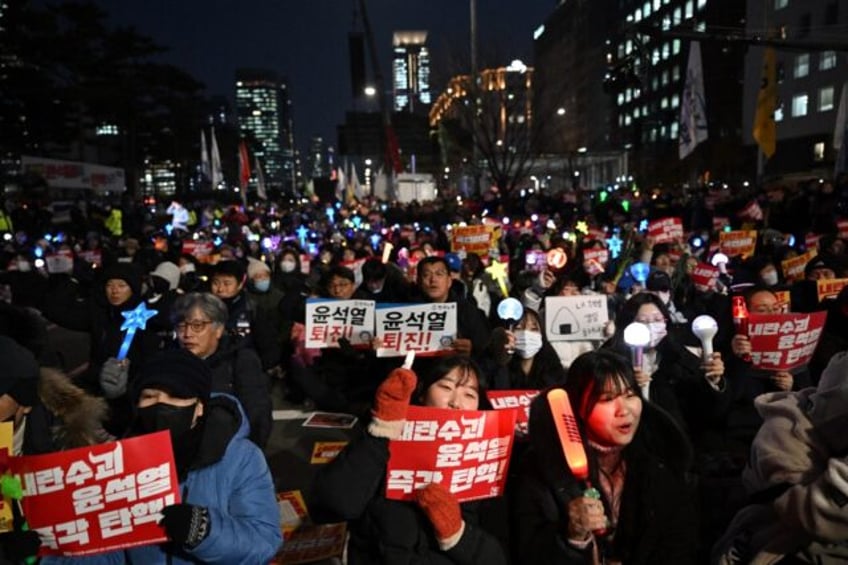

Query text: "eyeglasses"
[176, 320, 215, 333]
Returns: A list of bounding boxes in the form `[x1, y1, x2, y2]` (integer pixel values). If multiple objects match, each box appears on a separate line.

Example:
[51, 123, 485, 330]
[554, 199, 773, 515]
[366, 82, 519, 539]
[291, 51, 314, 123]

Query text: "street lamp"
[363, 85, 376, 97]
[556, 107, 566, 116]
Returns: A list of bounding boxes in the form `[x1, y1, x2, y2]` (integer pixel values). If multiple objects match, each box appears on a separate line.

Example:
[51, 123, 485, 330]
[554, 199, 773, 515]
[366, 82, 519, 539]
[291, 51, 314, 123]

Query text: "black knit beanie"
[0, 335, 39, 407]
[131, 349, 212, 404]
[102, 263, 143, 297]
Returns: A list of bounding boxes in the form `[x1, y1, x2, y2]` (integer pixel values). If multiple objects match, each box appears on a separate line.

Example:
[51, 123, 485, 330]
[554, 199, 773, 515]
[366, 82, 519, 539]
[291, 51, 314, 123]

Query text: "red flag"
[238, 141, 251, 191]
[385, 126, 403, 174]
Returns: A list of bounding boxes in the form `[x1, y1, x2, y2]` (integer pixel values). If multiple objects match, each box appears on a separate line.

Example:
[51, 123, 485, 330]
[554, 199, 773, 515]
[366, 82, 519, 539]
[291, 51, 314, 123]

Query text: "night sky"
[93, 0, 557, 155]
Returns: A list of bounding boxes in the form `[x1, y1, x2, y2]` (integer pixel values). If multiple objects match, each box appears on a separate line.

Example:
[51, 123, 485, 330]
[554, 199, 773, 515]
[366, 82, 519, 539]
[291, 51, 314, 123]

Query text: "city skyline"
[92, 0, 555, 156]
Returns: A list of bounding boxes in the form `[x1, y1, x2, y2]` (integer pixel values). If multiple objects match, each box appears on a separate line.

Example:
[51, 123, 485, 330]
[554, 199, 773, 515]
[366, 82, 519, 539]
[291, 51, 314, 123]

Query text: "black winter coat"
[204, 337, 272, 448]
[310, 428, 508, 565]
[514, 399, 698, 564]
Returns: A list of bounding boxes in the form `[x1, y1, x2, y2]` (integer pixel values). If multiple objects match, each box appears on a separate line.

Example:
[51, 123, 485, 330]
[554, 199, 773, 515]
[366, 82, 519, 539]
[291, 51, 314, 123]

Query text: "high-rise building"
[534, 0, 746, 183]
[235, 69, 296, 192]
[392, 31, 431, 114]
[305, 136, 330, 179]
[743, 0, 847, 175]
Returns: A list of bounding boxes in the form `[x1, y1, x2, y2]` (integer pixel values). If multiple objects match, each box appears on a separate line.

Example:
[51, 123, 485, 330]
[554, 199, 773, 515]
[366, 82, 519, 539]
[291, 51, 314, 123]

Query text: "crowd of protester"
[1, 173, 848, 563]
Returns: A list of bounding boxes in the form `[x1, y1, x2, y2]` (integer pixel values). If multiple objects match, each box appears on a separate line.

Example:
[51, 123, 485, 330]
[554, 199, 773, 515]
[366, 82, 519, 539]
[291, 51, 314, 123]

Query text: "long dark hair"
[606, 292, 672, 351]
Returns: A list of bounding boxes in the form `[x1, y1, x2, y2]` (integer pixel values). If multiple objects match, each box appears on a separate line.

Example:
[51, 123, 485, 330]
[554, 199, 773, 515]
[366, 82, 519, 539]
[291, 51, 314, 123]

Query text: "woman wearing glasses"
[172, 292, 271, 448]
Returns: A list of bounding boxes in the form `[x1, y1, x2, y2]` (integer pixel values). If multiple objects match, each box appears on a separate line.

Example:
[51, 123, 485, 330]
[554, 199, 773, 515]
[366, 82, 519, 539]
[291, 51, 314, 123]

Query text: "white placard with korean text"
[544, 295, 609, 342]
[375, 303, 457, 357]
[305, 298, 375, 349]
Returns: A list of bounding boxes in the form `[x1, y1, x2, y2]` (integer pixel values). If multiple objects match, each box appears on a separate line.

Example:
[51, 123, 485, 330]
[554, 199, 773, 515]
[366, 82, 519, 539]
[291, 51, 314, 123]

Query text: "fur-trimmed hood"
[34, 368, 113, 451]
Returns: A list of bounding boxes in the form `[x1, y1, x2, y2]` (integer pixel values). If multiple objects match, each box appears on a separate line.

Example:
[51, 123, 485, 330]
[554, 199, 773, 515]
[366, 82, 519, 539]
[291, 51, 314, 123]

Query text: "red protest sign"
[10, 432, 179, 557]
[838, 219, 848, 240]
[451, 225, 494, 255]
[386, 406, 516, 503]
[584, 248, 609, 267]
[182, 241, 214, 259]
[647, 217, 683, 244]
[78, 250, 102, 266]
[719, 230, 757, 259]
[691, 262, 720, 292]
[712, 217, 730, 232]
[748, 312, 827, 371]
[486, 390, 539, 436]
[817, 278, 848, 302]
[781, 250, 817, 282]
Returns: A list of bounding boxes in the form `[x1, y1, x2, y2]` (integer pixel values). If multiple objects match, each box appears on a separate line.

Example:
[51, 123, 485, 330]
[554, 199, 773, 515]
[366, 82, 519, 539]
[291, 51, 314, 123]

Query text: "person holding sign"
[726, 288, 811, 448]
[309, 356, 507, 564]
[414, 256, 491, 360]
[514, 350, 696, 563]
[40, 349, 282, 564]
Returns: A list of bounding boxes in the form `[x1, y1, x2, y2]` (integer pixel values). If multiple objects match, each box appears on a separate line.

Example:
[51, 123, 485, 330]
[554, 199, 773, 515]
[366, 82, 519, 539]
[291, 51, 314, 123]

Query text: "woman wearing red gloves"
[309, 356, 508, 564]
[513, 350, 698, 564]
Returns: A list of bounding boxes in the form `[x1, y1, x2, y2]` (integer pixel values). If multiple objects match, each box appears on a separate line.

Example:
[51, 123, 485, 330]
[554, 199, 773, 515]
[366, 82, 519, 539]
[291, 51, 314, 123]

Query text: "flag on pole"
[679, 41, 708, 160]
[335, 164, 346, 201]
[351, 163, 364, 200]
[254, 156, 267, 200]
[833, 82, 848, 175]
[238, 141, 251, 191]
[200, 130, 211, 180]
[210, 127, 224, 189]
[753, 47, 778, 159]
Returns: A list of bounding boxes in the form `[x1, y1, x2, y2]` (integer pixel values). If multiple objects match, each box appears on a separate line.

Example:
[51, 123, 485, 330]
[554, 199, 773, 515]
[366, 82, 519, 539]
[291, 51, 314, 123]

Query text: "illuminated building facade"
[393, 31, 431, 113]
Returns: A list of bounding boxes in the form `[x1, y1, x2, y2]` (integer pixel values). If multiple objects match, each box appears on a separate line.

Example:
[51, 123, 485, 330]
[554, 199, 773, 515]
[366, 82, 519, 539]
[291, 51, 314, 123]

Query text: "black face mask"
[138, 402, 196, 435]
[137, 402, 201, 474]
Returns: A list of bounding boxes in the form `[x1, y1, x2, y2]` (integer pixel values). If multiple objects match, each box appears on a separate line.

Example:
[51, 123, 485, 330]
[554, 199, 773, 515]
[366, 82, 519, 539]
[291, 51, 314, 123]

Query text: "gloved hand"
[100, 357, 130, 399]
[367, 367, 416, 439]
[415, 483, 465, 550]
[0, 529, 41, 561]
[159, 503, 210, 549]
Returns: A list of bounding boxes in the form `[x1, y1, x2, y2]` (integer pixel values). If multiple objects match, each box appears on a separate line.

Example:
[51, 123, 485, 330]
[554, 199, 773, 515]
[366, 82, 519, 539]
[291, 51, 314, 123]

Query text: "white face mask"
[513, 329, 543, 359]
[647, 321, 667, 348]
[280, 260, 297, 273]
[179, 263, 196, 274]
[761, 270, 778, 286]
[16, 260, 31, 272]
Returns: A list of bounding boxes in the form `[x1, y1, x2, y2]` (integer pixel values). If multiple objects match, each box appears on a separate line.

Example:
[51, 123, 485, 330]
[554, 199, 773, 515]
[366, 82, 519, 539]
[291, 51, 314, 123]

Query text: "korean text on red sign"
[691, 262, 719, 292]
[305, 299, 375, 349]
[647, 217, 683, 244]
[375, 303, 457, 357]
[486, 390, 540, 435]
[386, 406, 517, 503]
[10, 431, 180, 557]
[747, 312, 827, 371]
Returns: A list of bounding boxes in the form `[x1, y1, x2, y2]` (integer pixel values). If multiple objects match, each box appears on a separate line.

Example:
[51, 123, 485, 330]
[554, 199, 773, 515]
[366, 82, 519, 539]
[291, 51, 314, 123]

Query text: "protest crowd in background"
[1, 173, 848, 563]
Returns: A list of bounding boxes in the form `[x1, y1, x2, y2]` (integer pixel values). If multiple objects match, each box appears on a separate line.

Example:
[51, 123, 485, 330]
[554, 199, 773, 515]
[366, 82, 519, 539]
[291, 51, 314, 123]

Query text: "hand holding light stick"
[691, 315, 718, 359]
[623, 322, 651, 401]
[117, 302, 158, 361]
[732, 295, 752, 362]
[547, 389, 608, 536]
[497, 298, 524, 355]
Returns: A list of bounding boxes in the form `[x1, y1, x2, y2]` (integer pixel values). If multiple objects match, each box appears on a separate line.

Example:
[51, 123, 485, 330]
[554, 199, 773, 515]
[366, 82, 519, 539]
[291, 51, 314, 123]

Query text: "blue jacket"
[42, 394, 282, 564]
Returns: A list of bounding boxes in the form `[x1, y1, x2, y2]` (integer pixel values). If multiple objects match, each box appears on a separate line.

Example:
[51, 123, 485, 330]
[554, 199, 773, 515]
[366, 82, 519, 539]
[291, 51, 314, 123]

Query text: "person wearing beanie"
[310, 356, 507, 564]
[0, 335, 40, 454]
[39, 349, 283, 565]
[714, 349, 848, 563]
[41, 260, 164, 437]
[245, 257, 286, 373]
[209, 258, 279, 369]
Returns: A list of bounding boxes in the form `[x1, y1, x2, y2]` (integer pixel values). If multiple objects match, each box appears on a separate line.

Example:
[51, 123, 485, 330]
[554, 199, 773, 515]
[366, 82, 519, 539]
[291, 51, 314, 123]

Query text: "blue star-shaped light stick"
[606, 234, 623, 259]
[296, 225, 309, 248]
[117, 302, 158, 361]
